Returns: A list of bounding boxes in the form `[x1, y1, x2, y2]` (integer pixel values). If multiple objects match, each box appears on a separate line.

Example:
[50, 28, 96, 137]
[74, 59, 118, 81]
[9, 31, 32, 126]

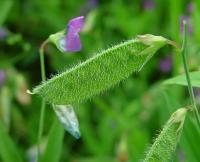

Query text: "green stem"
[181, 20, 200, 128]
[39, 39, 49, 81]
[37, 39, 49, 161]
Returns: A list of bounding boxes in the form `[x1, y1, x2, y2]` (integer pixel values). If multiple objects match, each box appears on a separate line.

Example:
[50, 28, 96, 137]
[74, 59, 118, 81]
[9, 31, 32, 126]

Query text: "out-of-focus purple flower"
[87, 0, 98, 9]
[143, 0, 155, 10]
[187, 2, 193, 13]
[59, 16, 85, 52]
[159, 55, 172, 73]
[180, 16, 192, 35]
[0, 71, 6, 86]
[193, 88, 200, 98]
[0, 28, 7, 40]
[80, 0, 99, 15]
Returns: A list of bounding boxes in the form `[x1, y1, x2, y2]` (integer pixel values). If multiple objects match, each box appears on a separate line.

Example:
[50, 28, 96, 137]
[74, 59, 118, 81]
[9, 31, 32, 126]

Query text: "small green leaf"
[41, 117, 64, 162]
[33, 34, 176, 105]
[0, 121, 23, 162]
[163, 71, 200, 87]
[143, 108, 187, 162]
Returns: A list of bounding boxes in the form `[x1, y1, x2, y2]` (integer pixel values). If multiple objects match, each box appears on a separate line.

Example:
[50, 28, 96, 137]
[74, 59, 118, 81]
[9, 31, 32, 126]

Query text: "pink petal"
[65, 29, 82, 52]
[68, 16, 85, 33]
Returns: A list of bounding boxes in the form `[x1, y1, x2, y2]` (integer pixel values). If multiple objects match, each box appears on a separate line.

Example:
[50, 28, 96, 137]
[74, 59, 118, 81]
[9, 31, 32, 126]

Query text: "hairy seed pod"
[33, 34, 176, 105]
[143, 108, 187, 162]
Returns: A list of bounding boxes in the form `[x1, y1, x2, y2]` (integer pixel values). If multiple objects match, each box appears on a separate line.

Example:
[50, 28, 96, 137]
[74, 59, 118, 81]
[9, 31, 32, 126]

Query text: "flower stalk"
[181, 20, 200, 128]
[37, 39, 49, 161]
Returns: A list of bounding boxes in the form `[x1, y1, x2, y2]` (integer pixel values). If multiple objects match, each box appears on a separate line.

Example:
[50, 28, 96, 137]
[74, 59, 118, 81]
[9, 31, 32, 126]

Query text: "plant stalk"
[181, 20, 200, 128]
[37, 39, 49, 161]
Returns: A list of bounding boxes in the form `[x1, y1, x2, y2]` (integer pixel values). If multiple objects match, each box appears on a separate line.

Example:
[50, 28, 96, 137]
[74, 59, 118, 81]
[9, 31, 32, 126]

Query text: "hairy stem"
[37, 39, 49, 161]
[181, 20, 200, 128]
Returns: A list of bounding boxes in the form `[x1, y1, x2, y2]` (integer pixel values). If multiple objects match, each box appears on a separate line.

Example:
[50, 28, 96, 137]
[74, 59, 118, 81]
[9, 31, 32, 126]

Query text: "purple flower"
[187, 2, 193, 14]
[180, 16, 192, 35]
[59, 16, 85, 52]
[143, 0, 155, 10]
[159, 55, 172, 73]
[0, 71, 5, 86]
[68, 16, 85, 33]
[193, 88, 200, 98]
[0, 28, 7, 40]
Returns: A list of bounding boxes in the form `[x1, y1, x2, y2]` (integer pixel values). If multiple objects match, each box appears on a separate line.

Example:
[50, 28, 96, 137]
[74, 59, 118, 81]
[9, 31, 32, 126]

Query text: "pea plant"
[25, 15, 200, 162]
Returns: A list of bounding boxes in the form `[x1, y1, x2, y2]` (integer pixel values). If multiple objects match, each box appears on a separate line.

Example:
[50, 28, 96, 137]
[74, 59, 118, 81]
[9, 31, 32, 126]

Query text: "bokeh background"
[0, 0, 200, 162]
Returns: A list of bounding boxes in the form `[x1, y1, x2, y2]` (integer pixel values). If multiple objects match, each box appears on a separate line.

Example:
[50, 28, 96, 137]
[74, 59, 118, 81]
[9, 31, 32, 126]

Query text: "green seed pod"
[143, 108, 187, 162]
[33, 34, 176, 105]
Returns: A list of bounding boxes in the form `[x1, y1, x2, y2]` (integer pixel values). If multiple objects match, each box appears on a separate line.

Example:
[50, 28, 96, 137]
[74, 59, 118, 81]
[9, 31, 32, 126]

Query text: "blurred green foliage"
[0, 0, 200, 162]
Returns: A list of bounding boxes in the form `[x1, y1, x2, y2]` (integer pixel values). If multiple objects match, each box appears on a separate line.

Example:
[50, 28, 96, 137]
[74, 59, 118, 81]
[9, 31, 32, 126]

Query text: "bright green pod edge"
[32, 34, 177, 105]
[143, 108, 187, 162]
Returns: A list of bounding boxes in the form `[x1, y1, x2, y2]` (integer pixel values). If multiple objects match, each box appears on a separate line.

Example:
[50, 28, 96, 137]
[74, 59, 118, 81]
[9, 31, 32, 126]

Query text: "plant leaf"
[0, 0, 13, 26]
[0, 86, 12, 128]
[0, 121, 23, 162]
[41, 117, 64, 162]
[33, 34, 176, 105]
[163, 71, 200, 87]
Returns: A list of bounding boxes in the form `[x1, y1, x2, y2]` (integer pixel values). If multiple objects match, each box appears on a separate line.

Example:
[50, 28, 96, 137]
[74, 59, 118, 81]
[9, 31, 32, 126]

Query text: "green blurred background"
[0, 0, 200, 162]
